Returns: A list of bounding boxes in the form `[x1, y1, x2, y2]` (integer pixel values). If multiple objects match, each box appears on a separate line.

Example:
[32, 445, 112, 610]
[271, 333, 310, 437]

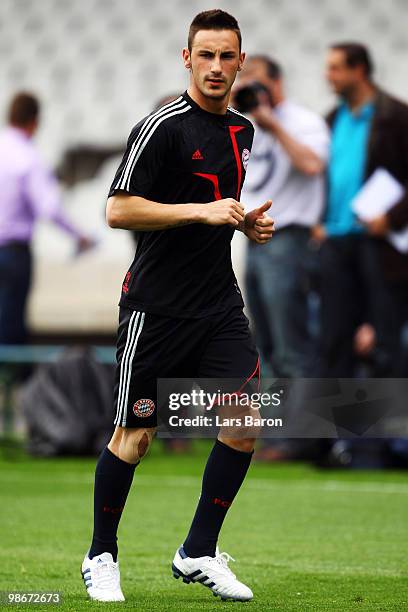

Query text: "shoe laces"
[93, 561, 119, 590]
[211, 551, 236, 578]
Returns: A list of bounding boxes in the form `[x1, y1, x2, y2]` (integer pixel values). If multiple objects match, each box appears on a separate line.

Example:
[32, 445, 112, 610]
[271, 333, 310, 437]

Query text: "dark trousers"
[388, 283, 408, 376]
[319, 234, 401, 376]
[245, 226, 313, 377]
[0, 243, 32, 344]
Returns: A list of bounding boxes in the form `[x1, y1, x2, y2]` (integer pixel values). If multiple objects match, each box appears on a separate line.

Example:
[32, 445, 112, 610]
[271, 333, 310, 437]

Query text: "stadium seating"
[0, 0, 405, 333]
[1, 0, 405, 162]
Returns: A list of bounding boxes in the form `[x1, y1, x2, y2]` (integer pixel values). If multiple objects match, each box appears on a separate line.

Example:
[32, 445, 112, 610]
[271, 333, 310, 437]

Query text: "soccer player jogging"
[81, 9, 274, 602]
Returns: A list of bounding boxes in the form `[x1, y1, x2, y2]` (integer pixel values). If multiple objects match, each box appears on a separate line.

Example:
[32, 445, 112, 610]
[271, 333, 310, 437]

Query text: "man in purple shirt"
[0, 92, 92, 344]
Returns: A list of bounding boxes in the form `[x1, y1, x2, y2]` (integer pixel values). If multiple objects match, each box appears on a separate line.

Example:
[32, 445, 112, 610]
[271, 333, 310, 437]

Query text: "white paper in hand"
[351, 168, 408, 253]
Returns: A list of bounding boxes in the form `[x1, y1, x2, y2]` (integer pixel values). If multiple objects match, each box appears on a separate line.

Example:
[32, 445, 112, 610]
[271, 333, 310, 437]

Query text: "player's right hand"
[201, 198, 245, 227]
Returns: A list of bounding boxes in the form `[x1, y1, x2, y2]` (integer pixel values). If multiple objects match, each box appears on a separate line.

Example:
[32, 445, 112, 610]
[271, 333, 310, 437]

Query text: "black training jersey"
[108, 91, 254, 318]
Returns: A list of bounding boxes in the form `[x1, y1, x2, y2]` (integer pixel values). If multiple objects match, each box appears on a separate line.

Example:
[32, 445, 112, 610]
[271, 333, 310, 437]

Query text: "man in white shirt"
[237, 55, 330, 377]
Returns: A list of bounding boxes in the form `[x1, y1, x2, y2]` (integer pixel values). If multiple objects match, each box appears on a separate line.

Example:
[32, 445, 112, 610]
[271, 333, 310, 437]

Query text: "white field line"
[1, 472, 408, 495]
[262, 560, 407, 578]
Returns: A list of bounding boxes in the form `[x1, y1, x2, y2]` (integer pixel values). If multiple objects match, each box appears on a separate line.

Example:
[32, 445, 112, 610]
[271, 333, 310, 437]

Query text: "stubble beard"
[201, 78, 233, 102]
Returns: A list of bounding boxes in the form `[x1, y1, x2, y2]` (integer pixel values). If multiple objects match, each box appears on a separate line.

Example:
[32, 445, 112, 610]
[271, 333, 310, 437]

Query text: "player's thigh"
[113, 307, 209, 430]
[198, 306, 259, 383]
[199, 307, 261, 446]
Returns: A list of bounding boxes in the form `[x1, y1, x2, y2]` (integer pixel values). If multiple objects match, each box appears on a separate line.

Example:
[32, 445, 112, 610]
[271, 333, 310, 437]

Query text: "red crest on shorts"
[133, 398, 155, 418]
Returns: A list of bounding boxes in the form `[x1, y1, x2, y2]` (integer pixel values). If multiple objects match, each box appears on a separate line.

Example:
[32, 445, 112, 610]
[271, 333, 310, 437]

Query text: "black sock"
[89, 447, 138, 562]
[183, 440, 253, 558]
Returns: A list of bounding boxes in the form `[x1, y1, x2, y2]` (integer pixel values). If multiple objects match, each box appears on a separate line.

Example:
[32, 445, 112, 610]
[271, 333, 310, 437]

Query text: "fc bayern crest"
[242, 148, 250, 171]
[133, 398, 155, 418]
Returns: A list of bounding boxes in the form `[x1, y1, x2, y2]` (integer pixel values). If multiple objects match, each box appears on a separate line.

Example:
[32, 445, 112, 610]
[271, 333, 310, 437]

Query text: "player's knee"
[121, 427, 156, 463]
[237, 437, 257, 453]
[109, 427, 156, 464]
[218, 436, 257, 454]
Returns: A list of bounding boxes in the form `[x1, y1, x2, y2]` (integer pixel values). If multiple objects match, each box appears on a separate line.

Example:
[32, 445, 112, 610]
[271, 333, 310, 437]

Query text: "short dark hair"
[8, 92, 40, 127]
[330, 42, 373, 78]
[188, 9, 241, 52]
[248, 55, 282, 80]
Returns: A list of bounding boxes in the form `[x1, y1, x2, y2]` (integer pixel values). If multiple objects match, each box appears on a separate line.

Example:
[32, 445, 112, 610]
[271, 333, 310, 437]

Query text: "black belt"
[0, 241, 30, 252]
[248, 224, 310, 248]
[274, 224, 310, 234]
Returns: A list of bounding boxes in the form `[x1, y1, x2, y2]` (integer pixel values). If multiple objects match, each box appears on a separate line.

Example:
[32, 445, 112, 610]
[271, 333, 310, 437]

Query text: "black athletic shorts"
[112, 305, 259, 428]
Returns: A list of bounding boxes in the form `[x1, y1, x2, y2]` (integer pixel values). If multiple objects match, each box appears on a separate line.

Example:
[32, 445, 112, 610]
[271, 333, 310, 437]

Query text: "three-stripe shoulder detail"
[227, 106, 247, 118]
[227, 106, 254, 128]
[114, 97, 191, 191]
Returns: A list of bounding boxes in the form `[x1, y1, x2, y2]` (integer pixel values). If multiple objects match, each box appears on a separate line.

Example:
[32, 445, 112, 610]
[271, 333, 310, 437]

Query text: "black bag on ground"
[19, 347, 115, 456]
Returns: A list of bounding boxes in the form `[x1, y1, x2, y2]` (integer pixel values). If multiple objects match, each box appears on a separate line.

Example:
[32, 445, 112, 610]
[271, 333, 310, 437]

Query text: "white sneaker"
[172, 545, 253, 601]
[81, 552, 125, 602]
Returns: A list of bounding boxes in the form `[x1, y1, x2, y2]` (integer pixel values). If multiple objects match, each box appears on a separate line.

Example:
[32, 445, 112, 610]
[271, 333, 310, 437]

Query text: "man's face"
[183, 29, 244, 101]
[326, 49, 362, 97]
[238, 58, 269, 88]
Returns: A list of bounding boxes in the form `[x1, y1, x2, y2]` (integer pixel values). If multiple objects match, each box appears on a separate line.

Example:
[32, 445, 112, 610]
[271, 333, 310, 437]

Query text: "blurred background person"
[0, 92, 94, 345]
[234, 55, 329, 378]
[313, 43, 408, 376]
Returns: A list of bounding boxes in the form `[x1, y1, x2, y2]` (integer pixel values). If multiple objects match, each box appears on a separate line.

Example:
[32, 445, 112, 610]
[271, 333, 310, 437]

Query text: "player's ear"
[182, 47, 192, 70]
[237, 52, 246, 72]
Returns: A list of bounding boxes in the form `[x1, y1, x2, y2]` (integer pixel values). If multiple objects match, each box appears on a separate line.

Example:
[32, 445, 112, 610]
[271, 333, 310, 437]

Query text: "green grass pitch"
[0, 440, 407, 611]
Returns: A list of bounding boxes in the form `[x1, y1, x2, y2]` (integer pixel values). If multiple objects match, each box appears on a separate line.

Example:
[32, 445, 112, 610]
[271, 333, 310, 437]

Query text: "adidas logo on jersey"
[192, 149, 204, 160]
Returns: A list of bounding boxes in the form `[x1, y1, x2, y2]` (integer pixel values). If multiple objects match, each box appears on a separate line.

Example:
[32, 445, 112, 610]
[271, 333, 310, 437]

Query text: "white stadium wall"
[0, 0, 406, 333]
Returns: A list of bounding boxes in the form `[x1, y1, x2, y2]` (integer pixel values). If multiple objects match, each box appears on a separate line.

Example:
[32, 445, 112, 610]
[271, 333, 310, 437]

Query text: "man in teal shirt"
[313, 42, 408, 376]
[326, 101, 374, 236]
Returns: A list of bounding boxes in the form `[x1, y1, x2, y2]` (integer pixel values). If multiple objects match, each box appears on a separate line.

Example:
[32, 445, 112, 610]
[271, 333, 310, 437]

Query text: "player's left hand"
[364, 214, 390, 237]
[244, 200, 275, 244]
